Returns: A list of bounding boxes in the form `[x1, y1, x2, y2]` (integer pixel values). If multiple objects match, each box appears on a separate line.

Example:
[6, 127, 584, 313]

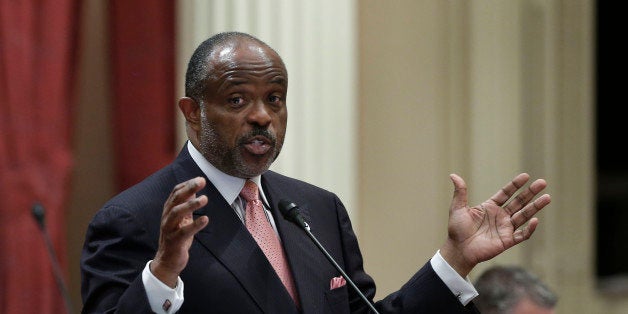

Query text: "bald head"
[184, 32, 286, 104]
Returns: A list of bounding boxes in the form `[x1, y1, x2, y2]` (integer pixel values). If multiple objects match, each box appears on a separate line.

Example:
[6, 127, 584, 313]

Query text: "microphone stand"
[32, 202, 75, 314]
[301, 224, 380, 314]
[279, 200, 380, 314]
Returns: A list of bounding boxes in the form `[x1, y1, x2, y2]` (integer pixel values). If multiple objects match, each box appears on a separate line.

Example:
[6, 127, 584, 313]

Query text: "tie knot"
[240, 180, 259, 202]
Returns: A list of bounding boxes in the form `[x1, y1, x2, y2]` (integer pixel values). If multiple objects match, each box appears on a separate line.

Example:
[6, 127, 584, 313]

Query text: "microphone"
[278, 200, 380, 314]
[31, 202, 75, 314]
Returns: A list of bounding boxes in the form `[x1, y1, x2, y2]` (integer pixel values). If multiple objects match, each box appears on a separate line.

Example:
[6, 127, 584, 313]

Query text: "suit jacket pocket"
[324, 285, 350, 314]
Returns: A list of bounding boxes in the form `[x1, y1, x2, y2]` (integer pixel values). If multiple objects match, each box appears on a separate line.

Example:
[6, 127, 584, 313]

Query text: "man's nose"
[246, 99, 272, 126]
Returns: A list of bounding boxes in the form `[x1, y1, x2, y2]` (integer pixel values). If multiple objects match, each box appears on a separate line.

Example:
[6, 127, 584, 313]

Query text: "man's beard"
[198, 120, 282, 178]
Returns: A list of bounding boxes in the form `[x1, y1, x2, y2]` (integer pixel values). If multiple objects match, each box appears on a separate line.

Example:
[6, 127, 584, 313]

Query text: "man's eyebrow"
[215, 79, 244, 93]
[226, 79, 247, 85]
[269, 76, 287, 85]
[215, 73, 287, 91]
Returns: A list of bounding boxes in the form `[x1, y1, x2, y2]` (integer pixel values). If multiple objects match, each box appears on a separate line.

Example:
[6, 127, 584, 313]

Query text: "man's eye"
[269, 95, 282, 103]
[229, 97, 244, 106]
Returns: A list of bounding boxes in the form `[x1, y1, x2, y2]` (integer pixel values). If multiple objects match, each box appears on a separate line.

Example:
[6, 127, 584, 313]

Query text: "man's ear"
[178, 97, 201, 131]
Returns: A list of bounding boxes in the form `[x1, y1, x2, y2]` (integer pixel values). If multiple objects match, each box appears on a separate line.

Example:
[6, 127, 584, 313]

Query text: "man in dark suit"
[80, 31, 551, 313]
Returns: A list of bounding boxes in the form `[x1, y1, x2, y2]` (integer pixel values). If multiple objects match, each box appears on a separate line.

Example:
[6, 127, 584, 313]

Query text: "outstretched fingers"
[487, 173, 530, 209]
[486, 173, 550, 245]
[512, 217, 539, 243]
[502, 178, 548, 215]
[510, 193, 551, 229]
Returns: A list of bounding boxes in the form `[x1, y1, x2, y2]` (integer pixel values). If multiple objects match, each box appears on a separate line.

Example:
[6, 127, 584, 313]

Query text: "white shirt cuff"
[430, 250, 479, 305]
[142, 260, 184, 313]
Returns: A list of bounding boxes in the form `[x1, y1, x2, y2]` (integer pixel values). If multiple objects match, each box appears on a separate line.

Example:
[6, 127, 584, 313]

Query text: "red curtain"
[109, 0, 176, 191]
[0, 1, 81, 313]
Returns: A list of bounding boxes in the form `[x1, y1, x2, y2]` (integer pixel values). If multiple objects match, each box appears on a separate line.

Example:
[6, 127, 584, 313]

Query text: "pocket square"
[329, 276, 346, 290]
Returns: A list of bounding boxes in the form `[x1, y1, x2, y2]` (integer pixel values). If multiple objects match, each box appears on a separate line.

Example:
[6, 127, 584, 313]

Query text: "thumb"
[449, 173, 468, 210]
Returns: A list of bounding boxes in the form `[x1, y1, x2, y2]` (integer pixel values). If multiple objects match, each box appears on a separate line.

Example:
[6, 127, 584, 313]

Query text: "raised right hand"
[150, 177, 209, 288]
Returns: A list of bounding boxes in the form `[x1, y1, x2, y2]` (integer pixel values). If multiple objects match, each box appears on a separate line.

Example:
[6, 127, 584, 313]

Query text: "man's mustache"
[238, 127, 277, 146]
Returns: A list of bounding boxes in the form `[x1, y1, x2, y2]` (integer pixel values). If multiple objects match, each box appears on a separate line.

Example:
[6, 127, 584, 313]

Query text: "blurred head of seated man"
[474, 265, 558, 314]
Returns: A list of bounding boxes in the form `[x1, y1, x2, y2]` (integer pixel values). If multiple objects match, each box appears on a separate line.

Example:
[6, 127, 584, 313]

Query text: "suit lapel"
[262, 176, 336, 313]
[171, 151, 297, 313]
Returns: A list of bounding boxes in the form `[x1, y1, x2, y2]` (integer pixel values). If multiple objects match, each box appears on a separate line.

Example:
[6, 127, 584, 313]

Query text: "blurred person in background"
[474, 265, 558, 314]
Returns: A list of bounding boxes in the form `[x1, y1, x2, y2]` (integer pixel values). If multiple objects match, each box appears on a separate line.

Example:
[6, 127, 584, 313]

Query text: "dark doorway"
[595, 0, 628, 291]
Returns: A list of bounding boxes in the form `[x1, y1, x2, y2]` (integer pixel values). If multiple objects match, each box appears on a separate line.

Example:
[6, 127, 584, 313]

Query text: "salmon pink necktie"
[240, 180, 299, 306]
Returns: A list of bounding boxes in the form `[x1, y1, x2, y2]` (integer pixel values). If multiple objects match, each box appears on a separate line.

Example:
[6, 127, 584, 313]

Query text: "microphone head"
[278, 199, 310, 230]
[278, 199, 298, 218]
[31, 202, 46, 228]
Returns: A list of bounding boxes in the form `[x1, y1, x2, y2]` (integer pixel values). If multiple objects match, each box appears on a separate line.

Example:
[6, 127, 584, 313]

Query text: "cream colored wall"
[358, 1, 628, 314]
[358, 0, 456, 296]
[68, 0, 628, 313]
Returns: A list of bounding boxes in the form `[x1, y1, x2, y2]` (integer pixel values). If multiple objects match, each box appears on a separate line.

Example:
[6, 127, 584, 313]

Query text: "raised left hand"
[440, 173, 551, 277]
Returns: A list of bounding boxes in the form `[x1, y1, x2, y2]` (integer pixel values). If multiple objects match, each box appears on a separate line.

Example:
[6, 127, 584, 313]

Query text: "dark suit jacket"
[81, 146, 479, 313]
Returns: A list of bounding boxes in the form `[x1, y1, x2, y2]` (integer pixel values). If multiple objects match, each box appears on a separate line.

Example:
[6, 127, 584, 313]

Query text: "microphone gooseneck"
[278, 199, 381, 314]
[31, 202, 75, 314]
